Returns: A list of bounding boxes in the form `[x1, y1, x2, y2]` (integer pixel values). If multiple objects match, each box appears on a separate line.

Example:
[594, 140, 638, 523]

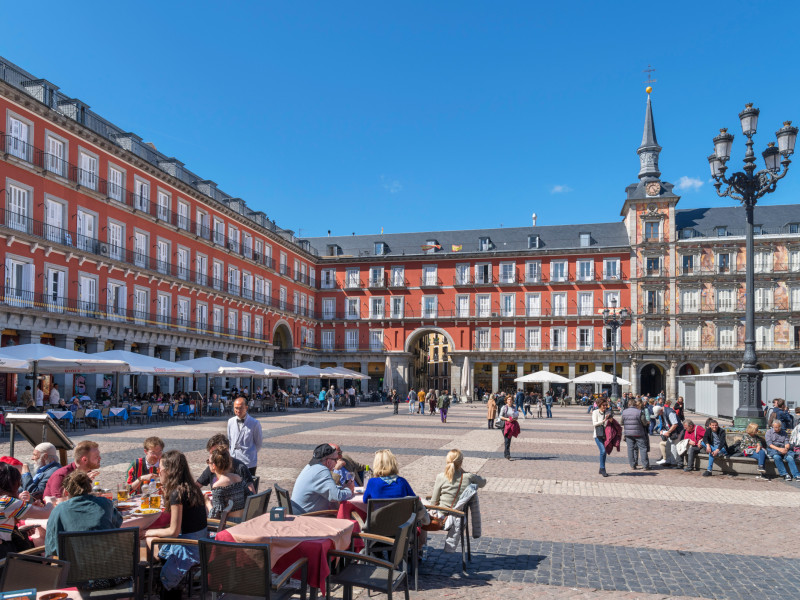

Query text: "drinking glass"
[149, 494, 161, 509]
[141, 495, 150, 509]
[117, 484, 129, 503]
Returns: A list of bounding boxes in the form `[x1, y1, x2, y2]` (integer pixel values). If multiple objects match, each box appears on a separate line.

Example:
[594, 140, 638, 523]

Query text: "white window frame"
[577, 326, 593, 350]
[390, 297, 404, 319]
[321, 269, 336, 289]
[422, 296, 437, 319]
[551, 292, 567, 317]
[369, 330, 384, 351]
[603, 258, 620, 280]
[680, 288, 700, 313]
[577, 291, 593, 316]
[475, 294, 491, 318]
[500, 293, 515, 317]
[345, 329, 359, 352]
[45, 130, 68, 177]
[499, 262, 516, 284]
[526, 327, 541, 351]
[718, 325, 736, 349]
[6, 112, 32, 161]
[456, 294, 470, 318]
[525, 293, 541, 317]
[345, 298, 360, 319]
[369, 297, 384, 319]
[577, 259, 593, 281]
[551, 326, 567, 350]
[550, 260, 567, 282]
[133, 177, 150, 213]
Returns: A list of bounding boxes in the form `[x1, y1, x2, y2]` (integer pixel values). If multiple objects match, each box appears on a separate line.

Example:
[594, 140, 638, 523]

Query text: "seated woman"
[0, 463, 54, 560]
[431, 449, 486, 508]
[145, 451, 208, 599]
[363, 449, 416, 502]
[45, 470, 122, 557]
[205, 448, 250, 521]
[738, 422, 767, 477]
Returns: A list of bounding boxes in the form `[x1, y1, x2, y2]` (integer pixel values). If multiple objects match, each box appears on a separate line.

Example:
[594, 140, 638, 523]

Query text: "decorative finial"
[646, 86, 652, 94]
[720, 128, 728, 134]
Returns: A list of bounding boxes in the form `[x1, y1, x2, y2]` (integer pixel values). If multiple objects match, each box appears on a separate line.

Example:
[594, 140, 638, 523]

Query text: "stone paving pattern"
[4, 402, 800, 599]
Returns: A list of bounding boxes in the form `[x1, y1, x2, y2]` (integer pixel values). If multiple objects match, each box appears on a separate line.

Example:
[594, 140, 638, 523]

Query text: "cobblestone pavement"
[5, 402, 799, 599]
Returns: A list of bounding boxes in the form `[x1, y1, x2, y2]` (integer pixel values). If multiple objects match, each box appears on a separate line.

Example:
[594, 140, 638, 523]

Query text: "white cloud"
[676, 176, 704, 192]
[380, 175, 403, 194]
[550, 184, 572, 194]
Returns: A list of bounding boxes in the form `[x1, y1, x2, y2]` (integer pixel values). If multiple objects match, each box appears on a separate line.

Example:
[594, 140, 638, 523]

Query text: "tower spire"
[637, 91, 662, 180]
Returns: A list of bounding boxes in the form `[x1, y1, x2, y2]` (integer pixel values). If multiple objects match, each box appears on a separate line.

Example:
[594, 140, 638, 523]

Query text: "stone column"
[491, 363, 499, 393]
[621, 363, 631, 391]
[450, 360, 462, 398]
[667, 360, 678, 400]
[360, 360, 369, 394]
[630, 359, 639, 395]
[702, 361, 711, 374]
[516, 363, 524, 392]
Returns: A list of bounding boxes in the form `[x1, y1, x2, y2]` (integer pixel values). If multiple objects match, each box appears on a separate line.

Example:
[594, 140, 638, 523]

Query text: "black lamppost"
[602, 297, 629, 401]
[708, 105, 797, 427]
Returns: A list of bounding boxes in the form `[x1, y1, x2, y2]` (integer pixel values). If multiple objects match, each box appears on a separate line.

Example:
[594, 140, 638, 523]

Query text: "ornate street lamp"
[602, 297, 629, 401]
[708, 104, 797, 427]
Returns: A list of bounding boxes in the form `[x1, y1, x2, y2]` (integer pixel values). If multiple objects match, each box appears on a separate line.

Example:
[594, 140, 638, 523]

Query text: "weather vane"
[643, 65, 657, 94]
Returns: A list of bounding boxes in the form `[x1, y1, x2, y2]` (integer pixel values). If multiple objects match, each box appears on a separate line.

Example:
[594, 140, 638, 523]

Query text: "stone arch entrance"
[713, 363, 735, 373]
[272, 321, 294, 369]
[679, 363, 699, 376]
[404, 328, 456, 392]
[639, 363, 665, 396]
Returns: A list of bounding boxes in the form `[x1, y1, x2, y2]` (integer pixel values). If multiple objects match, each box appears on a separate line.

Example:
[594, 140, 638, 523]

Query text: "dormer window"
[579, 232, 591, 247]
[681, 228, 696, 239]
[374, 242, 387, 255]
[753, 225, 762, 235]
[789, 223, 799, 234]
[424, 239, 439, 254]
[528, 235, 540, 249]
[478, 237, 492, 251]
[716, 226, 727, 237]
[327, 244, 341, 257]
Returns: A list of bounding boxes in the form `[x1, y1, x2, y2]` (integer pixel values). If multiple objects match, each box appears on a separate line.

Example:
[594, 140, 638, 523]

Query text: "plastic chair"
[274, 484, 337, 518]
[242, 488, 272, 522]
[252, 475, 261, 493]
[325, 514, 414, 600]
[0, 553, 69, 591]
[100, 406, 111, 428]
[363, 496, 420, 589]
[199, 538, 308, 600]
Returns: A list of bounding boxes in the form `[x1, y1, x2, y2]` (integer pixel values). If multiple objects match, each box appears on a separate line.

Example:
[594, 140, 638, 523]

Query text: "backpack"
[776, 409, 794, 432]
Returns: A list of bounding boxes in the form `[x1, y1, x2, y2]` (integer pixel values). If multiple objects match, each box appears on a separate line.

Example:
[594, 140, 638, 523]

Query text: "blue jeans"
[545, 404, 553, 418]
[748, 449, 767, 469]
[706, 444, 727, 471]
[767, 449, 800, 477]
[595, 437, 607, 469]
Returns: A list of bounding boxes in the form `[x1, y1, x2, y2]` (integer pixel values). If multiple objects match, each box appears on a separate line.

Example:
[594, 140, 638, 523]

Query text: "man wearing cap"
[290, 444, 354, 515]
[227, 397, 262, 475]
[21, 442, 61, 500]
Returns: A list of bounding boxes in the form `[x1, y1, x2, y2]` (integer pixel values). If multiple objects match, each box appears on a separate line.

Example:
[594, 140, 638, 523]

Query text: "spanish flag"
[451, 245, 462, 252]
[421, 244, 441, 251]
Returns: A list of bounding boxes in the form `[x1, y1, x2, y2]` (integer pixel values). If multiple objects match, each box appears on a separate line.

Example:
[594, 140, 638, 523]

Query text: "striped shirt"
[0, 496, 31, 541]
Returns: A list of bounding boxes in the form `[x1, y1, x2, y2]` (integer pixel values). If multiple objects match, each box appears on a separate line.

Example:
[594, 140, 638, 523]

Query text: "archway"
[713, 363, 735, 373]
[272, 321, 293, 350]
[405, 328, 455, 392]
[639, 363, 665, 396]
[679, 363, 699, 376]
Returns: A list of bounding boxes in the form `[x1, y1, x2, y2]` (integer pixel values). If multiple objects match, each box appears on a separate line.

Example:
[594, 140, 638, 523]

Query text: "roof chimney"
[532, 212, 537, 227]
[327, 230, 331, 237]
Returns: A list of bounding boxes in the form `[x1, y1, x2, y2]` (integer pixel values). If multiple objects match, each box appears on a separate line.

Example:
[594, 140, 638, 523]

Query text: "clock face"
[646, 182, 660, 196]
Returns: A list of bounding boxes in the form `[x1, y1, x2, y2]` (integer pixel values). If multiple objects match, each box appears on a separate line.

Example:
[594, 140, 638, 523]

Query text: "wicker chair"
[363, 496, 420, 589]
[0, 553, 69, 591]
[199, 539, 308, 600]
[58, 527, 144, 600]
[325, 514, 414, 600]
[242, 488, 272, 522]
[274, 484, 337, 518]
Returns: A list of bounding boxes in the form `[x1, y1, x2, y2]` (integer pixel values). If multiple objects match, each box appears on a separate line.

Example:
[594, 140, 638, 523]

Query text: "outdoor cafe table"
[85, 408, 104, 426]
[110, 407, 129, 420]
[46, 410, 73, 425]
[214, 514, 354, 591]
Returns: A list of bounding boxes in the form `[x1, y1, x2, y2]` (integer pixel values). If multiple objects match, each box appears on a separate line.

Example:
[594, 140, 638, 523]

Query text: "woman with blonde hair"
[430, 449, 486, 507]
[362, 449, 416, 501]
[486, 394, 497, 429]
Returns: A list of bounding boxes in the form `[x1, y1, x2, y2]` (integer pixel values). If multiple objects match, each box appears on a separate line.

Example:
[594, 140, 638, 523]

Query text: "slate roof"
[676, 204, 800, 237]
[306, 221, 630, 258]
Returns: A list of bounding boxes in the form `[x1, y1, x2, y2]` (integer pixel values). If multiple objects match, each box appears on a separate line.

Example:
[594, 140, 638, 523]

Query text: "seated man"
[21, 442, 61, 500]
[196, 433, 255, 493]
[43, 441, 101, 499]
[681, 420, 705, 471]
[701, 419, 728, 476]
[290, 444, 354, 515]
[126, 436, 164, 492]
[765, 419, 800, 482]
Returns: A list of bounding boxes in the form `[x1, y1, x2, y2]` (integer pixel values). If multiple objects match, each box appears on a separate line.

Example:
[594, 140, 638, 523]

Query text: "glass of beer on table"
[117, 484, 129, 502]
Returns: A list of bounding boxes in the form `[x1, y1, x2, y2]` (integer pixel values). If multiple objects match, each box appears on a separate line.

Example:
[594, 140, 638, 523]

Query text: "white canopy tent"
[92, 350, 194, 376]
[0, 356, 33, 372]
[323, 366, 370, 380]
[287, 365, 327, 378]
[236, 360, 298, 397]
[176, 357, 257, 411]
[514, 371, 571, 384]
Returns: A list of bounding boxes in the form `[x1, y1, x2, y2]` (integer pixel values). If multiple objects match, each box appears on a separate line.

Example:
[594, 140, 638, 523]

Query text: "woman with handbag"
[428, 449, 486, 530]
[499, 396, 520, 460]
[592, 399, 612, 477]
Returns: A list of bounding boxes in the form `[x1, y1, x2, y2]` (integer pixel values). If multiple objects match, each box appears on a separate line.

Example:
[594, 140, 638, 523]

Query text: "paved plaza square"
[5, 403, 799, 599]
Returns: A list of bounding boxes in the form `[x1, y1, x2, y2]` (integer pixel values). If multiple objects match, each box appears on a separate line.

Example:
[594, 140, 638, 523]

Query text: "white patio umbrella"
[0, 356, 32, 372]
[460, 357, 470, 399]
[92, 350, 194, 376]
[383, 356, 393, 392]
[326, 366, 370, 380]
[514, 371, 571, 384]
[320, 366, 353, 378]
[0, 344, 130, 373]
[287, 365, 328, 378]
[237, 360, 299, 398]
[176, 357, 257, 413]
[571, 371, 631, 386]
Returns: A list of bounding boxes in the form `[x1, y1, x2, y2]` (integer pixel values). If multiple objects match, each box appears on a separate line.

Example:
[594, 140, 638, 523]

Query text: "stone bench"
[686, 451, 799, 477]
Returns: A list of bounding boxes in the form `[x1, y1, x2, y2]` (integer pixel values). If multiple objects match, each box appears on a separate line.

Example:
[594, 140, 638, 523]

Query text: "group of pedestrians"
[591, 395, 799, 482]
[388, 387, 452, 422]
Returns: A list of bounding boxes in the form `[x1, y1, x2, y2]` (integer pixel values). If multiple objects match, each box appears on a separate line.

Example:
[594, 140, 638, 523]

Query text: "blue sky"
[4, 1, 800, 237]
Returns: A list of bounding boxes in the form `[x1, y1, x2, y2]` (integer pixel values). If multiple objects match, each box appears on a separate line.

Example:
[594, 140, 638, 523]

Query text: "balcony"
[419, 276, 443, 288]
[0, 207, 316, 321]
[453, 274, 472, 286]
[1, 287, 268, 343]
[599, 271, 624, 282]
[367, 278, 385, 289]
[343, 279, 365, 290]
[472, 275, 497, 287]
[388, 277, 409, 288]
[470, 341, 634, 352]
[640, 266, 666, 277]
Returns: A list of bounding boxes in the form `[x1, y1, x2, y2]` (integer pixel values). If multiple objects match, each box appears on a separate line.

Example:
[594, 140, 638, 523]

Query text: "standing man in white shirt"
[347, 385, 356, 408]
[227, 397, 263, 475]
[49, 383, 61, 408]
[35, 382, 45, 412]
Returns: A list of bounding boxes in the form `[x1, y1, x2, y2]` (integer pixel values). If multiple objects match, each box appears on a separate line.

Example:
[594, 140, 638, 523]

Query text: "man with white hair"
[21, 442, 60, 500]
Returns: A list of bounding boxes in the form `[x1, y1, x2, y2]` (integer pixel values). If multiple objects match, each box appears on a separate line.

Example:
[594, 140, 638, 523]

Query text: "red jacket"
[504, 420, 521, 438]
[604, 418, 622, 454]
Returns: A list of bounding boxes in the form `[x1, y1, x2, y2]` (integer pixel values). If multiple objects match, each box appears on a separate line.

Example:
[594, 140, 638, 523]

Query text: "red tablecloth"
[214, 514, 354, 590]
